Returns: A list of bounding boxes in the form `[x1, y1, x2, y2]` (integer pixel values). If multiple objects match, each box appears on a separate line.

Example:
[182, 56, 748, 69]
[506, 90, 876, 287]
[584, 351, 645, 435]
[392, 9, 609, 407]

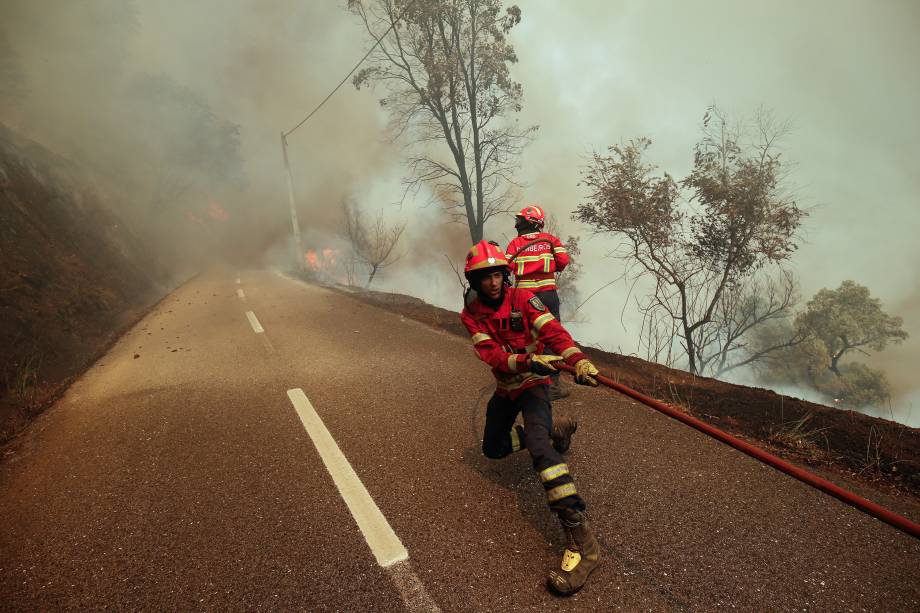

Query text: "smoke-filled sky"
[2, 1, 918, 423]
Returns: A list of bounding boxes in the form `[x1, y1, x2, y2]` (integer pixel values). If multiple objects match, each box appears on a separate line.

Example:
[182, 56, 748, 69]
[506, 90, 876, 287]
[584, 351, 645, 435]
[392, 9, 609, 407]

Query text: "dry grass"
[6, 349, 42, 406]
[768, 412, 829, 452]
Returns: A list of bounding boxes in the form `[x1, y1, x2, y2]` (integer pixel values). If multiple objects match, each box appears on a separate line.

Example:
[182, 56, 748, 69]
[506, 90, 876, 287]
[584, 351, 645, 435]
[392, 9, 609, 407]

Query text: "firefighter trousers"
[481, 385, 586, 515]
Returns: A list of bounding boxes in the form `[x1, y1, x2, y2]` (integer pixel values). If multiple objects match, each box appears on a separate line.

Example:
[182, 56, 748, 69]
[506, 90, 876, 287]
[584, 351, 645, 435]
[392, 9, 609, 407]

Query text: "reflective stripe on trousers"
[480, 385, 586, 515]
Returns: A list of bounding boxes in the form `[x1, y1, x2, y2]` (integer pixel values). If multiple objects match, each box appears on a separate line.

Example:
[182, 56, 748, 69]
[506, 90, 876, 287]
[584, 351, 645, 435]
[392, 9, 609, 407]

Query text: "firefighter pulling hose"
[460, 240, 603, 595]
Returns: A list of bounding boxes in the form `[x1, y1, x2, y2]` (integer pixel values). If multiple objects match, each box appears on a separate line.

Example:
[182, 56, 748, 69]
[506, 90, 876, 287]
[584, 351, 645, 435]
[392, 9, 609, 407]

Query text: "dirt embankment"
[321, 282, 920, 498]
[0, 124, 171, 441]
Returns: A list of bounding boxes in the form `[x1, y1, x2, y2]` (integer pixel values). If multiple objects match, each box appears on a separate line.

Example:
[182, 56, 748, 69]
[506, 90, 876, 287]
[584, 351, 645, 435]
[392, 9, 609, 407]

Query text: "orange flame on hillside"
[185, 196, 229, 226]
[305, 248, 341, 272]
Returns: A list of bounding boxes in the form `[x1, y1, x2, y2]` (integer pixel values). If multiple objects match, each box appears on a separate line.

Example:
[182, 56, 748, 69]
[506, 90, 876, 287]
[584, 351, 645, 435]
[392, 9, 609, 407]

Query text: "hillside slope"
[0, 124, 171, 440]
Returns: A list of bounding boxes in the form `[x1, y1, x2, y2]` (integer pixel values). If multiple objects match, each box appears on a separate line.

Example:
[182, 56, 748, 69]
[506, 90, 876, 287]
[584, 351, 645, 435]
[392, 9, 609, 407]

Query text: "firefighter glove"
[529, 354, 563, 376]
[574, 359, 599, 387]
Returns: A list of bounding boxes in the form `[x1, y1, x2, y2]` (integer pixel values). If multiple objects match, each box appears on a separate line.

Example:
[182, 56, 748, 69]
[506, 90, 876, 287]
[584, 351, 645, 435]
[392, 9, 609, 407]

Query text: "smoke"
[0, 0, 404, 273]
[508, 0, 920, 424]
[2, 1, 917, 422]
[863, 285, 920, 425]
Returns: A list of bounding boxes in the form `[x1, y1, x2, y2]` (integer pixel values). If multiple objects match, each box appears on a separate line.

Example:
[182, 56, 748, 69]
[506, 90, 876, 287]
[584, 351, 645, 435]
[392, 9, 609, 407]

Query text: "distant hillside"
[0, 124, 172, 440]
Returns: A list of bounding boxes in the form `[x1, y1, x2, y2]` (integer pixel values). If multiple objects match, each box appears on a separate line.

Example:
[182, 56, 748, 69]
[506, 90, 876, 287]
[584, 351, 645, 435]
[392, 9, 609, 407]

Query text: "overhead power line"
[283, 0, 418, 138]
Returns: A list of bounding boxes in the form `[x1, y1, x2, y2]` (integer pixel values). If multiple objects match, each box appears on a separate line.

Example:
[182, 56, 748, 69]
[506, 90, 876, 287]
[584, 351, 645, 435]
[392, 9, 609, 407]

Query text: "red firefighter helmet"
[464, 240, 509, 281]
[516, 204, 546, 228]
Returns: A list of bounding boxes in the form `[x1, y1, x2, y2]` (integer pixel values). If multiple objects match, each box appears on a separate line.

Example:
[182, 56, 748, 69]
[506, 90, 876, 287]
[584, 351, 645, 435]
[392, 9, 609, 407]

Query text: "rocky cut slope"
[0, 123, 169, 440]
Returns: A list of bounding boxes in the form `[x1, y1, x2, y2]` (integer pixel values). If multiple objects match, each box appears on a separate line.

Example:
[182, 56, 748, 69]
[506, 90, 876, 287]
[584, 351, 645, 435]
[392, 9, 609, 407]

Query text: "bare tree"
[574, 106, 807, 376]
[636, 271, 805, 375]
[348, 0, 537, 243]
[443, 253, 466, 292]
[343, 201, 407, 287]
[702, 270, 807, 376]
[342, 251, 359, 286]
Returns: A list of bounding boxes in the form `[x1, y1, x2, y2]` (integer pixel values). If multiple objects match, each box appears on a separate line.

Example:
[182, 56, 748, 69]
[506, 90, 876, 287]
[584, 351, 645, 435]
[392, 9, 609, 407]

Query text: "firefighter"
[460, 240, 601, 595]
[505, 205, 571, 400]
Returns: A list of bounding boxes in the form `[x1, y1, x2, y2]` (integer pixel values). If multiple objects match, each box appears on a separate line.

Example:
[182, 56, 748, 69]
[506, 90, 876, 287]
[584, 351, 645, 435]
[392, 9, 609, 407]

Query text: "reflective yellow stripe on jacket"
[561, 346, 580, 360]
[533, 312, 554, 332]
[517, 277, 557, 290]
[514, 255, 541, 276]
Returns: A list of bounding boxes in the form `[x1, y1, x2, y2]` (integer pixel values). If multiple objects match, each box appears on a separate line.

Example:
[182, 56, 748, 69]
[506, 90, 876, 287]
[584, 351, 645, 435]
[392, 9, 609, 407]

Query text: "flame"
[186, 196, 228, 226]
[206, 196, 229, 221]
[304, 248, 341, 274]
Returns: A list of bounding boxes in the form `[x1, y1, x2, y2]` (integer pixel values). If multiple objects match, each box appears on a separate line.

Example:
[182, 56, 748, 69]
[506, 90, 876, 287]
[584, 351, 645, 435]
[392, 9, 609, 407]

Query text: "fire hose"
[553, 362, 920, 540]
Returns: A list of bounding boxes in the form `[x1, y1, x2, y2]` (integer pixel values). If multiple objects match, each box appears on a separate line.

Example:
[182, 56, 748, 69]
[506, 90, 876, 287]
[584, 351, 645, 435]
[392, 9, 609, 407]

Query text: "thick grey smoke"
[2, 1, 917, 422]
[508, 0, 920, 424]
[0, 0, 405, 272]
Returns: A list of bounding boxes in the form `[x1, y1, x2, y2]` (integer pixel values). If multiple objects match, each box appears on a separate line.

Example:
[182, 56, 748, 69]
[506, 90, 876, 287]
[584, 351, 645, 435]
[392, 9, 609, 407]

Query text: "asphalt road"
[1, 271, 918, 612]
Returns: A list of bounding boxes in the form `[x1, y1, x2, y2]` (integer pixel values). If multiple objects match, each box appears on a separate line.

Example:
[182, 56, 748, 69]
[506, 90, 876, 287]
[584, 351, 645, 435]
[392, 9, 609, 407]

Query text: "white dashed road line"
[245, 310, 264, 334]
[285, 389, 439, 612]
[243, 308, 273, 353]
[287, 388, 408, 566]
[237, 288, 246, 300]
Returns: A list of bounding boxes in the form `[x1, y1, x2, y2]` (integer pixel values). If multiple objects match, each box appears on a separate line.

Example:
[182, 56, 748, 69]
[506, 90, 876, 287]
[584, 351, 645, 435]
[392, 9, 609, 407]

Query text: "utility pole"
[278, 2, 415, 275]
[281, 132, 306, 273]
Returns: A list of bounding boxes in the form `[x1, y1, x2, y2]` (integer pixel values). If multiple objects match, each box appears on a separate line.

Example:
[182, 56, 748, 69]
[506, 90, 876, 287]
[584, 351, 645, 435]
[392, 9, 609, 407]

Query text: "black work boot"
[551, 416, 578, 454]
[547, 508, 600, 596]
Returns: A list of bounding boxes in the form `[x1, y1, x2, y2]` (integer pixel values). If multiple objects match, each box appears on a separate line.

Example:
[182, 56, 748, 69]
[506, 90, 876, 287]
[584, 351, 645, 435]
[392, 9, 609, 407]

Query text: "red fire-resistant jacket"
[460, 286, 588, 398]
[505, 232, 569, 292]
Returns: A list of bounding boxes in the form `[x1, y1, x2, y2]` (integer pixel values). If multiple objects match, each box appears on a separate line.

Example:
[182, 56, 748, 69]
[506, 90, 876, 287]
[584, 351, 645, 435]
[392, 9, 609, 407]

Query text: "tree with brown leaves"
[348, 0, 536, 243]
[574, 107, 807, 376]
